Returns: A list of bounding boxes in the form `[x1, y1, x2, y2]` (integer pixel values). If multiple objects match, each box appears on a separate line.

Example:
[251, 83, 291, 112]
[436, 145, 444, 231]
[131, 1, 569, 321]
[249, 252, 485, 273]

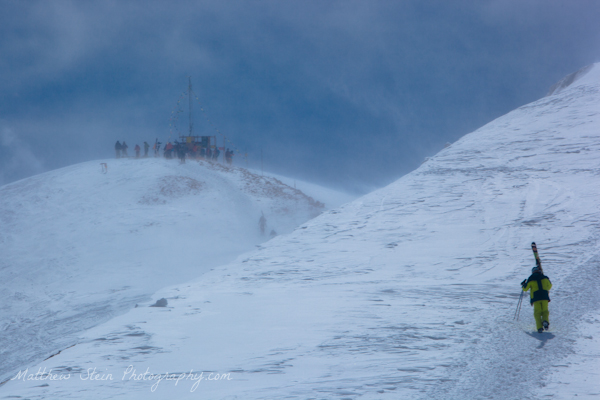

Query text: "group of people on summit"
[114, 140, 234, 165]
[161, 141, 222, 163]
[114, 141, 150, 159]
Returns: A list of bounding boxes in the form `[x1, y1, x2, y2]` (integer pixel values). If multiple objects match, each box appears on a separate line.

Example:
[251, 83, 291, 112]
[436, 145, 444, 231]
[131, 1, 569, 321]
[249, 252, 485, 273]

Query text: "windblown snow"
[0, 159, 340, 388]
[2, 64, 600, 399]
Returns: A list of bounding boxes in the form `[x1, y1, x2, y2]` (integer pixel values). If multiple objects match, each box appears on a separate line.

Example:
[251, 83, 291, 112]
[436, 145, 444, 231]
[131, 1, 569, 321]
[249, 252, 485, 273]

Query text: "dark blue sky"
[1, 0, 600, 192]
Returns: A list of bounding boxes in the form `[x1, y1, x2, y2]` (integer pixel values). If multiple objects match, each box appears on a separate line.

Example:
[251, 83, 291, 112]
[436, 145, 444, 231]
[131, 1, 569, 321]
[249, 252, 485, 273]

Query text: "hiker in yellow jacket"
[521, 265, 552, 333]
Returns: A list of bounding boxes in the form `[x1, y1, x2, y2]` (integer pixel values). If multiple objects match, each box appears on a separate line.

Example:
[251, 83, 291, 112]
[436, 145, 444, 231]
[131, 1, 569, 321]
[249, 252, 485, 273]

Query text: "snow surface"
[3, 64, 600, 399]
[0, 158, 341, 387]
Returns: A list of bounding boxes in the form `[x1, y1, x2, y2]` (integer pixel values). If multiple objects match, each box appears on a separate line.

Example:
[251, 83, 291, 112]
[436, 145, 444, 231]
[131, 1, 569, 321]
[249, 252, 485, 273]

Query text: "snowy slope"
[3, 64, 600, 399]
[0, 158, 330, 385]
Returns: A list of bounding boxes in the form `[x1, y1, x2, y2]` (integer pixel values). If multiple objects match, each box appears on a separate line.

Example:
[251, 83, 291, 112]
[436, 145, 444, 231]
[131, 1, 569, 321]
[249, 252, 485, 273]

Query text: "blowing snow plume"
[4, 64, 600, 399]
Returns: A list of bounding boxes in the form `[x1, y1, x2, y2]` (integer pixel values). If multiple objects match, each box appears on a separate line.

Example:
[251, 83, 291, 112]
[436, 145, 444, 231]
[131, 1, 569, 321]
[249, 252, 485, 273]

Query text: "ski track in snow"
[3, 65, 600, 399]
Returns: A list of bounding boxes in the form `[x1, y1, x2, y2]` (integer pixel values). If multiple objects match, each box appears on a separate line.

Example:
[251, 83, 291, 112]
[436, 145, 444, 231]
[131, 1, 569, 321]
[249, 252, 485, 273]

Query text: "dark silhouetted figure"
[177, 143, 186, 163]
[225, 149, 234, 165]
[115, 141, 122, 158]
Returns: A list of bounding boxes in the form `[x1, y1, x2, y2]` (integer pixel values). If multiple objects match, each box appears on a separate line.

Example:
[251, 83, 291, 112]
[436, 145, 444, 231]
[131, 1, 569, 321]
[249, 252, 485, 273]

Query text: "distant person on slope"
[122, 142, 129, 157]
[259, 214, 266, 236]
[144, 141, 150, 157]
[521, 266, 552, 333]
[134, 144, 141, 158]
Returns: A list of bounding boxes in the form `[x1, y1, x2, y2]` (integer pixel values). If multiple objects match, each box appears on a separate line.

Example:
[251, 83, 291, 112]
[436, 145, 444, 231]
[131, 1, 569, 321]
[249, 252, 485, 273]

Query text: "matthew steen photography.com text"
[12, 365, 232, 392]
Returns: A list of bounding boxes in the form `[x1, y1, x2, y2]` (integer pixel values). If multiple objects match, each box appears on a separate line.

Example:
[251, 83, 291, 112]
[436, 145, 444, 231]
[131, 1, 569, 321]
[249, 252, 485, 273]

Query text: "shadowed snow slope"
[3, 64, 600, 399]
[0, 158, 329, 385]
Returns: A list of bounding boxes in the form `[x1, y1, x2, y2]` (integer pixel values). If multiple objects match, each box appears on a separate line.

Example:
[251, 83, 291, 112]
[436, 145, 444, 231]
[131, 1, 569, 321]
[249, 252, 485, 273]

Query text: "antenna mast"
[188, 77, 193, 136]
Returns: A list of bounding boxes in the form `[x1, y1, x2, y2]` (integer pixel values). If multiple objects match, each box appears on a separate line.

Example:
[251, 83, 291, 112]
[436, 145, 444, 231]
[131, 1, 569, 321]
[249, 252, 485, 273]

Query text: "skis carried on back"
[515, 242, 544, 321]
[531, 242, 543, 273]
[530, 242, 551, 334]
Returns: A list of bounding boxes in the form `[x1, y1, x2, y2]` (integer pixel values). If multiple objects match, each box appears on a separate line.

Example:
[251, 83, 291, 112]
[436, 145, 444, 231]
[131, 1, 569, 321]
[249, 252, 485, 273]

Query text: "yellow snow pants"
[533, 300, 549, 330]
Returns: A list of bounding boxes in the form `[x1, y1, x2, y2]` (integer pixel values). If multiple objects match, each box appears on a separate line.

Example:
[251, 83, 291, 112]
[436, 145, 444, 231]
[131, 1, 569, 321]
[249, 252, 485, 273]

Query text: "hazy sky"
[1, 0, 600, 192]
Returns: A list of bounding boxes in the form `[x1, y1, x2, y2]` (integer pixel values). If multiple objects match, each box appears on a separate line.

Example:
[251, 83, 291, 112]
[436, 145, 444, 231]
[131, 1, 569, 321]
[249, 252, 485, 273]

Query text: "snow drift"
[3, 64, 600, 399]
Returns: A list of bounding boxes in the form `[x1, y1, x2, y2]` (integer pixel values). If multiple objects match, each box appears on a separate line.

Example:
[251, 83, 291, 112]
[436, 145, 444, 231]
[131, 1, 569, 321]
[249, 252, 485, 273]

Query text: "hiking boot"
[543, 321, 549, 331]
[538, 328, 544, 333]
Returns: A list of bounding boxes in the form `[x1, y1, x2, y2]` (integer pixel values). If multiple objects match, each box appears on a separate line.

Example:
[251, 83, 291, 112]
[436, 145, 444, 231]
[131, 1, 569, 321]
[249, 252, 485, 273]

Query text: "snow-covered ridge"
[3, 63, 600, 399]
[0, 158, 334, 385]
